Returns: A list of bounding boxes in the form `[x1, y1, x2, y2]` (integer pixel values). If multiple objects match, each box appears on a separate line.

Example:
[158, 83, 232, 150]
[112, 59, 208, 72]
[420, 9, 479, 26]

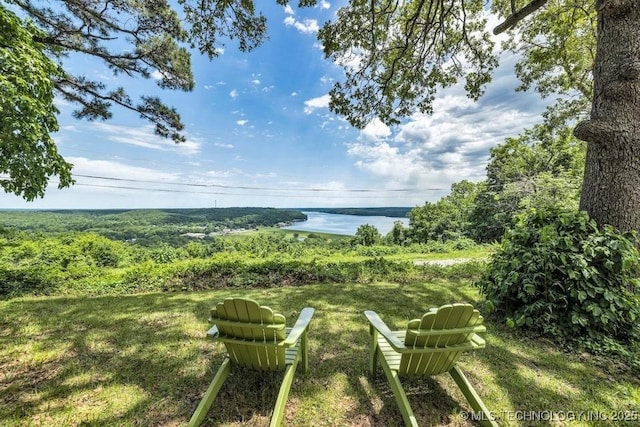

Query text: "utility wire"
[66, 182, 425, 199]
[73, 174, 448, 192]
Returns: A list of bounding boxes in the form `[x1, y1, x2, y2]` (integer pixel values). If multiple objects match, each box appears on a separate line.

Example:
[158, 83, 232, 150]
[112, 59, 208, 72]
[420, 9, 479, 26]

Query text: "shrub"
[476, 209, 640, 349]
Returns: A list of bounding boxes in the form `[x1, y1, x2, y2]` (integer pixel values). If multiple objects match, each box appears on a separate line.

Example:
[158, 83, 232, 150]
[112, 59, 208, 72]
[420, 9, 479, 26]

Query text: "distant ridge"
[300, 207, 411, 218]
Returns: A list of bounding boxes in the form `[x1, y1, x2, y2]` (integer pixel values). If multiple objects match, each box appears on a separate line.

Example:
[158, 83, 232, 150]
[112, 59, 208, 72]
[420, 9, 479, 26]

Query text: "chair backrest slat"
[400, 303, 483, 375]
[210, 298, 288, 370]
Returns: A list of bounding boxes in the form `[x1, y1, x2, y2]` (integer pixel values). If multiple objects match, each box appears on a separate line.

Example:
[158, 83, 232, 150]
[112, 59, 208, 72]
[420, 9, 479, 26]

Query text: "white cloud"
[215, 47, 225, 55]
[68, 157, 180, 182]
[344, 70, 548, 198]
[151, 70, 164, 80]
[252, 79, 261, 85]
[319, 1, 331, 10]
[333, 47, 364, 71]
[229, 89, 239, 99]
[284, 17, 319, 34]
[236, 120, 248, 126]
[203, 85, 213, 90]
[303, 94, 330, 114]
[91, 123, 201, 155]
[214, 142, 234, 148]
[320, 75, 334, 85]
[291, 92, 298, 97]
[283, 4, 294, 15]
[360, 118, 391, 142]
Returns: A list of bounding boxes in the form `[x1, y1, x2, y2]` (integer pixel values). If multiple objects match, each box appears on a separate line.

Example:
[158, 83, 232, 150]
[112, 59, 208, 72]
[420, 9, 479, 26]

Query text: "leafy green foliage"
[476, 209, 640, 351]
[385, 220, 409, 245]
[319, 0, 497, 128]
[409, 180, 481, 243]
[352, 224, 381, 246]
[0, 221, 486, 298]
[471, 125, 585, 242]
[0, 6, 73, 200]
[492, 0, 594, 125]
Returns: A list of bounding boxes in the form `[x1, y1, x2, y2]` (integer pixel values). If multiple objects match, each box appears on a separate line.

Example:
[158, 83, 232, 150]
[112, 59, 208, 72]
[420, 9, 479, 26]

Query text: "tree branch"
[493, 0, 548, 35]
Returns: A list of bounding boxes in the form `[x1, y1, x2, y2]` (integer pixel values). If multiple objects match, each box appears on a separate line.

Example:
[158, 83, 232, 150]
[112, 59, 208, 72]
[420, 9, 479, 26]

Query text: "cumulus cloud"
[319, 1, 331, 10]
[360, 118, 391, 142]
[283, 4, 294, 15]
[284, 17, 319, 34]
[303, 94, 330, 114]
[229, 89, 239, 99]
[236, 120, 248, 126]
[344, 67, 549, 198]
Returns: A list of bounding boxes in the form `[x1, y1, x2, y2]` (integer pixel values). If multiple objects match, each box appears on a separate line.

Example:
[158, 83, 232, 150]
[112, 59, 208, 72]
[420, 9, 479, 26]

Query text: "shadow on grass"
[1, 281, 637, 426]
[0, 280, 476, 426]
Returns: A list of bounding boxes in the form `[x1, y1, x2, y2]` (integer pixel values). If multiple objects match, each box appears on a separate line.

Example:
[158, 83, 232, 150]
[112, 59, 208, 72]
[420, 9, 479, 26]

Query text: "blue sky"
[2, 1, 550, 210]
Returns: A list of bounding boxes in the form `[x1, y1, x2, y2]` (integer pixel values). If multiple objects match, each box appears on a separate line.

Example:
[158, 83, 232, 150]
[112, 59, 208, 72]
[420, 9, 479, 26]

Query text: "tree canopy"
[0, 6, 72, 200]
[319, 0, 595, 130]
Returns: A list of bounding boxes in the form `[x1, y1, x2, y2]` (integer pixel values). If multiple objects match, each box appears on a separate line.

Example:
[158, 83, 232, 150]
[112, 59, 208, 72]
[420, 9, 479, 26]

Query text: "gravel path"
[412, 258, 477, 266]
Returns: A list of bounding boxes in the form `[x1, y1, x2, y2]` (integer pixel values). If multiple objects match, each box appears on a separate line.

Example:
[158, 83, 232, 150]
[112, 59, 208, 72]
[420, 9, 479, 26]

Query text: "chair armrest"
[364, 310, 406, 352]
[283, 307, 315, 346]
[407, 325, 486, 337]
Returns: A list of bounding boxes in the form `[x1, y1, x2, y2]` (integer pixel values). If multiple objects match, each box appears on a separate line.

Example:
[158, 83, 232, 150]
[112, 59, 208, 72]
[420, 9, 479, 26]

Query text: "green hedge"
[476, 209, 640, 357]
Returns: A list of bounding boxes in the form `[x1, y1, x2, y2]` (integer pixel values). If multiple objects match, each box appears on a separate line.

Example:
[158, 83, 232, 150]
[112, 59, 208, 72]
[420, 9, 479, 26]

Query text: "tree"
[353, 224, 381, 246]
[1, 0, 316, 199]
[471, 124, 585, 242]
[1, 7, 72, 200]
[385, 220, 408, 245]
[320, 1, 640, 235]
[409, 180, 481, 242]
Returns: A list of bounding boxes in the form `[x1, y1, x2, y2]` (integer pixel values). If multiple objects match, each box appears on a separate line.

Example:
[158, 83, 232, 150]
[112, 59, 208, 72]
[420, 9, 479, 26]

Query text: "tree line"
[403, 124, 585, 245]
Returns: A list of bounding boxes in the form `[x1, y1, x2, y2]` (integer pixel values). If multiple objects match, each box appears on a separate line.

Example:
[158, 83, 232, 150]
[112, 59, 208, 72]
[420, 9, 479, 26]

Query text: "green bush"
[476, 209, 640, 348]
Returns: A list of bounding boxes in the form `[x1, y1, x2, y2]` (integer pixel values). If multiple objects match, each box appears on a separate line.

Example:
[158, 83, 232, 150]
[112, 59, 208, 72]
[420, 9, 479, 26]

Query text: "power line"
[66, 182, 425, 199]
[73, 173, 448, 192]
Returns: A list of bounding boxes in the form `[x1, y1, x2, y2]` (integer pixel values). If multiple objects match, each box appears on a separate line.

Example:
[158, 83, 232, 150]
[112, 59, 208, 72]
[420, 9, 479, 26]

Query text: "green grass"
[1, 280, 638, 426]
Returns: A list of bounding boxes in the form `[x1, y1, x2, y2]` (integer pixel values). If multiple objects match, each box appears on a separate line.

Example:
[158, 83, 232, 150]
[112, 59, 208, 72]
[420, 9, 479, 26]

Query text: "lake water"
[282, 211, 407, 236]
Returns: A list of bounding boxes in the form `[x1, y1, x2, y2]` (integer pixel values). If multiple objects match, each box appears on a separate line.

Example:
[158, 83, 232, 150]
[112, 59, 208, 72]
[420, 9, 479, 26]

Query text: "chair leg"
[188, 357, 231, 427]
[270, 360, 299, 427]
[449, 365, 498, 427]
[301, 332, 309, 373]
[379, 355, 419, 427]
[369, 327, 379, 378]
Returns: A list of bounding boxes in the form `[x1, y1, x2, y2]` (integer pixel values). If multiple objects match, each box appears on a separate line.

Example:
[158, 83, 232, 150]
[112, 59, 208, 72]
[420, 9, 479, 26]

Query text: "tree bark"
[574, 1, 640, 233]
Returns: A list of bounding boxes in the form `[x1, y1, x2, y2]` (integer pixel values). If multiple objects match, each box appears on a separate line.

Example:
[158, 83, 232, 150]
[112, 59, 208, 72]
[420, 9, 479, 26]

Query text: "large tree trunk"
[574, 1, 640, 232]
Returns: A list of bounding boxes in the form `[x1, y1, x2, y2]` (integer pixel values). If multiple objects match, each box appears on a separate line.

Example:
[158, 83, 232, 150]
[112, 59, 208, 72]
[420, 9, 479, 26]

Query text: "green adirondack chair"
[189, 298, 314, 427]
[364, 303, 497, 427]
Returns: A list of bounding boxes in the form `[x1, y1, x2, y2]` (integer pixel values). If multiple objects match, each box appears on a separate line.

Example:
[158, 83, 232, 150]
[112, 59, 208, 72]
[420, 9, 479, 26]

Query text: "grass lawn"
[1, 280, 638, 426]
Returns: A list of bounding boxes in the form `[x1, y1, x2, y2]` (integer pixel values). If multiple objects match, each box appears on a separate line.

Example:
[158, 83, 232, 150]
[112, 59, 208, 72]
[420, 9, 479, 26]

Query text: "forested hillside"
[0, 207, 306, 246]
